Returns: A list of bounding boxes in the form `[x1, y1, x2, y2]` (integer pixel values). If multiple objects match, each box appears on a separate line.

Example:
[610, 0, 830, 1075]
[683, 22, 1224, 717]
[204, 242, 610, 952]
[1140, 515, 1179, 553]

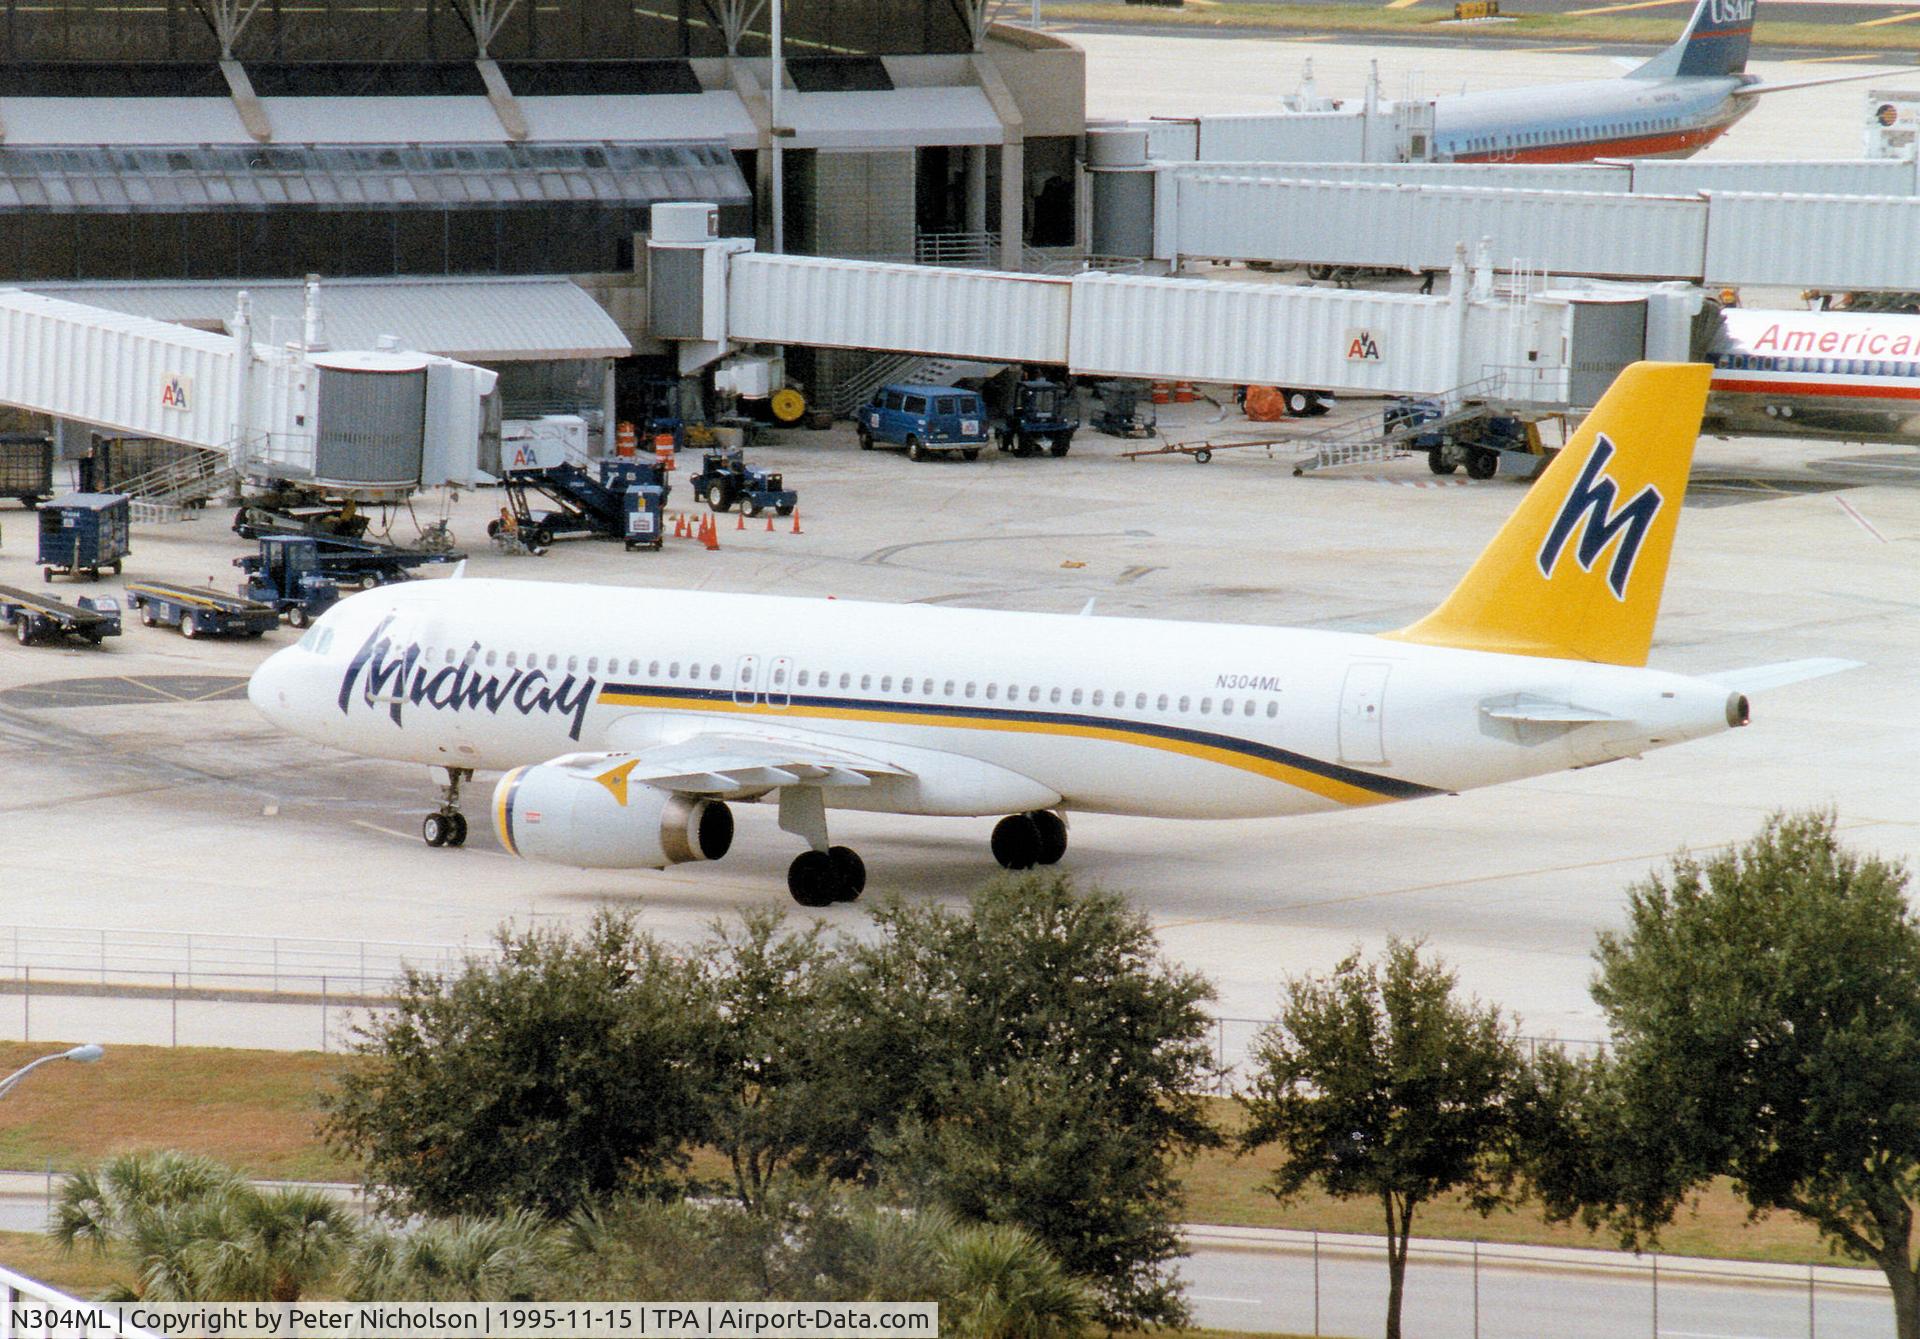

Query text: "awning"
[0, 141, 750, 214]
[26, 277, 633, 362]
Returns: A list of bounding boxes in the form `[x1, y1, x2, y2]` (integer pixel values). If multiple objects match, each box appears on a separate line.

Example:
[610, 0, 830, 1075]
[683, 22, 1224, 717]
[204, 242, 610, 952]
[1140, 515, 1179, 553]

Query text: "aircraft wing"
[586, 732, 911, 794]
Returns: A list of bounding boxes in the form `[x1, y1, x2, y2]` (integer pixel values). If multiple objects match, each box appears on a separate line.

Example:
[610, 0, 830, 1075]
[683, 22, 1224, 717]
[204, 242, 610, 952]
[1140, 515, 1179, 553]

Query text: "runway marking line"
[1853, 9, 1920, 26]
[1836, 494, 1890, 542]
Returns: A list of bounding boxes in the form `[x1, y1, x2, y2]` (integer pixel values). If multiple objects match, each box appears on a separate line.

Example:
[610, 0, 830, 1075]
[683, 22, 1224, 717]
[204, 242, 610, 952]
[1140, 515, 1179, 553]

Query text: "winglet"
[1382, 362, 1711, 668]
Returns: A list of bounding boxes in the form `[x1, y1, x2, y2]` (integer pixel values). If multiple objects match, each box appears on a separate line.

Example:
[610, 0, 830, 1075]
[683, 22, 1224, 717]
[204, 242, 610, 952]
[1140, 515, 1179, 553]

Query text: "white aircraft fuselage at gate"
[248, 364, 1838, 906]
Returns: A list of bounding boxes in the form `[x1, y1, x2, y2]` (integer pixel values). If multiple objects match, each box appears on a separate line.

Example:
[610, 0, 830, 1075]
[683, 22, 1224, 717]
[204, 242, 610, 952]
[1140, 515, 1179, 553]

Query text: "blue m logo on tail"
[1536, 435, 1663, 600]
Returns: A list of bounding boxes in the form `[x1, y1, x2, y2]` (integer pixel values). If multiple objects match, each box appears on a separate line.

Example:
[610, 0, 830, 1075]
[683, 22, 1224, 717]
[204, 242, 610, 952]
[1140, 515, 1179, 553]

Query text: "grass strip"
[0, 1043, 1867, 1272]
[1048, 3, 1920, 56]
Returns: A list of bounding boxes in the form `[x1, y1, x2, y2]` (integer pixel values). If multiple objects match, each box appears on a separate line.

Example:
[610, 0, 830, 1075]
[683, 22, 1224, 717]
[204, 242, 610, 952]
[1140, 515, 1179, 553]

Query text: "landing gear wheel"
[991, 813, 1043, 871]
[1028, 810, 1068, 866]
[787, 850, 840, 908]
[1428, 449, 1457, 476]
[1465, 448, 1498, 480]
[827, 845, 866, 901]
[425, 768, 471, 850]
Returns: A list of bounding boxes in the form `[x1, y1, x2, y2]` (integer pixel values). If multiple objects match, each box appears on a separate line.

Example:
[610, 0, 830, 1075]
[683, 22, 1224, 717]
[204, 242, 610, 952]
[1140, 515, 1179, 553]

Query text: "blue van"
[857, 384, 988, 462]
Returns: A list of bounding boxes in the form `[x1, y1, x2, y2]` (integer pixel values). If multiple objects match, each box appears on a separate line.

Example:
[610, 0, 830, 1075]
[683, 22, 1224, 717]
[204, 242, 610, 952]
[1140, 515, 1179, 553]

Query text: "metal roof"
[25, 277, 632, 362]
[0, 141, 749, 213]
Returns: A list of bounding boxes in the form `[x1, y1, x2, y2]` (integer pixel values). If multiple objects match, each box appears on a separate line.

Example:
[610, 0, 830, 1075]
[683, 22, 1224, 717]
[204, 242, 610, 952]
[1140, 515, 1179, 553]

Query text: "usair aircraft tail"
[1383, 361, 1711, 669]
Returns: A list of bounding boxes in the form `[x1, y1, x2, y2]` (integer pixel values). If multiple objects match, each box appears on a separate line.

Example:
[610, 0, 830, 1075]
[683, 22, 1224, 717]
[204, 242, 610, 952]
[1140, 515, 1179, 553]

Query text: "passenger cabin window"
[904, 395, 927, 414]
[1267, 702, 1279, 718]
[882, 391, 905, 411]
[965, 682, 977, 699]
[1070, 689, 1084, 706]
[669, 662, 681, 679]
[1178, 696, 1190, 712]
[935, 396, 958, 414]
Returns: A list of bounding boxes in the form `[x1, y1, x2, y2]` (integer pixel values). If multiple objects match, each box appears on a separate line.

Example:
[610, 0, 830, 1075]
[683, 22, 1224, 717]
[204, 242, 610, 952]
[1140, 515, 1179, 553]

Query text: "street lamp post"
[0, 1045, 103, 1101]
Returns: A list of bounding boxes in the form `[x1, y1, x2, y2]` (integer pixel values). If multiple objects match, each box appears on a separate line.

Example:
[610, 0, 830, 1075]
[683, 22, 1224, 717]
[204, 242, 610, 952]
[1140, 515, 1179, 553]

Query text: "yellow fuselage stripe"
[595, 691, 1398, 808]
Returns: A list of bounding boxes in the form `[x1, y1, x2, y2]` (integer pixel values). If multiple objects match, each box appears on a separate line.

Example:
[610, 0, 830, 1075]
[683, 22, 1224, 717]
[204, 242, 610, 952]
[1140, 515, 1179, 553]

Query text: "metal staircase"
[116, 448, 241, 523]
[1290, 375, 1505, 475]
[827, 354, 1010, 417]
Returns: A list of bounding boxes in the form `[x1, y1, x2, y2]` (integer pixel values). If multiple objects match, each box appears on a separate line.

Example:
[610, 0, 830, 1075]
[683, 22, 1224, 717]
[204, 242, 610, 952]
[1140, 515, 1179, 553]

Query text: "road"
[1181, 1233, 1894, 1339]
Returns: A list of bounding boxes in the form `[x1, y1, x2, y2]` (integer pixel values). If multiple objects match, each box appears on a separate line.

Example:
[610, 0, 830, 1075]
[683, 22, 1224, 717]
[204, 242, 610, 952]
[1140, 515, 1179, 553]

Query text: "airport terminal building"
[0, 0, 1086, 416]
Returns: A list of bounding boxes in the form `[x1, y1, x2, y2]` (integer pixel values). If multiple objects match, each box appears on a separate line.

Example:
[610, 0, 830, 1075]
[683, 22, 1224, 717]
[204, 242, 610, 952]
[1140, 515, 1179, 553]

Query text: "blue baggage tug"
[37, 493, 130, 582]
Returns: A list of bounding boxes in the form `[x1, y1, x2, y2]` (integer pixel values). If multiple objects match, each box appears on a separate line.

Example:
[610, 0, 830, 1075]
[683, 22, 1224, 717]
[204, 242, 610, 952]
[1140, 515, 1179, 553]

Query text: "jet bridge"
[650, 204, 1702, 414]
[1094, 163, 1920, 293]
[0, 285, 496, 505]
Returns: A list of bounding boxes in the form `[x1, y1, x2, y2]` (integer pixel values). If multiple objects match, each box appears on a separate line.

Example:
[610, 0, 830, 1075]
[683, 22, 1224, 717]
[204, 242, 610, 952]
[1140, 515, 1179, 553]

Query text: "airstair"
[1290, 375, 1506, 475]
[828, 354, 1009, 417]
[117, 448, 242, 523]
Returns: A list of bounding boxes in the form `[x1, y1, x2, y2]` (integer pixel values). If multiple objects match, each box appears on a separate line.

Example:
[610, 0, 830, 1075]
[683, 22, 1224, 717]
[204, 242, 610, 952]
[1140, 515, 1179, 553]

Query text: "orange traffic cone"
[736, 508, 746, 531]
[703, 515, 720, 552]
[765, 513, 775, 532]
[672, 514, 685, 539]
[790, 508, 802, 535]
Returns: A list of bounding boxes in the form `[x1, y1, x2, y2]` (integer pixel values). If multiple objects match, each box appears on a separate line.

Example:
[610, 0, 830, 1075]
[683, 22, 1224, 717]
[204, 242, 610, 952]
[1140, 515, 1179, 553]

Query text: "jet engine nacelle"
[493, 760, 733, 869]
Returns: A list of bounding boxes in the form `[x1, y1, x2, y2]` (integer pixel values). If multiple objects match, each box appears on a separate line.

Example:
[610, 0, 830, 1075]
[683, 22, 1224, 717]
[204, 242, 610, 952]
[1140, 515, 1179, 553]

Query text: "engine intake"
[493, 762, 733, 869]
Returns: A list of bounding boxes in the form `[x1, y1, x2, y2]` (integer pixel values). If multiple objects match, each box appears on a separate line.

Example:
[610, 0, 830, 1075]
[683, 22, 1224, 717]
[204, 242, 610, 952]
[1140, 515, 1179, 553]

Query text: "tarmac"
[3, 388, 1916, 1047]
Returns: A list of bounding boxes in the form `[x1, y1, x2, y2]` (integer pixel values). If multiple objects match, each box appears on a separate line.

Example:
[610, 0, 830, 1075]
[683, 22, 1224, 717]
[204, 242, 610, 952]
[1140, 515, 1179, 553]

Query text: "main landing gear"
[780, 787, 866, 908]
[990, 810, 1068, 870]
[422, 767, 472, 848]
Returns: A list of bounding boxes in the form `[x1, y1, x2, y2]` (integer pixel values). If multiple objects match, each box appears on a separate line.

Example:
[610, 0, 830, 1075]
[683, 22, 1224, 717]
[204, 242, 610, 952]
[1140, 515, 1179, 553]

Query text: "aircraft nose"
[247, 647, 294, 720]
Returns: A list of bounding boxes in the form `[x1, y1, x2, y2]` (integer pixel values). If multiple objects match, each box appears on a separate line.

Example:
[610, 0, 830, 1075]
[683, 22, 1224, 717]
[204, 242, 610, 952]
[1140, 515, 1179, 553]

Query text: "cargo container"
[36, 492, 130, 582]
[0, 433, 52, 507]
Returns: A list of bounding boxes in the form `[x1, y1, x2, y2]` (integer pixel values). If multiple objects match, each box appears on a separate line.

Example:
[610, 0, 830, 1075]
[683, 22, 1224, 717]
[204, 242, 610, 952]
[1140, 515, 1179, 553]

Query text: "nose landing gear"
[422, 767, 473, 848]
[990, 810, 1068, 870]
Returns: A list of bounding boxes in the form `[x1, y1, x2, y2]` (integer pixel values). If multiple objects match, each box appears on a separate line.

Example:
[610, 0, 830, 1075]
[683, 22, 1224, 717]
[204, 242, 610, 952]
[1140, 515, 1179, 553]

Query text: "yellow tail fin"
[1383, 362, 1710, 667]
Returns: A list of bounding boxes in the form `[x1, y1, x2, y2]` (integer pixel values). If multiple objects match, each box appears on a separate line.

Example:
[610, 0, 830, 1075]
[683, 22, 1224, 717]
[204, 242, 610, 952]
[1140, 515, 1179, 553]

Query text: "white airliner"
[247, 363, 1839, 906]
[1433, 0, 1894, 163]
[1707, 306, 1920, 444]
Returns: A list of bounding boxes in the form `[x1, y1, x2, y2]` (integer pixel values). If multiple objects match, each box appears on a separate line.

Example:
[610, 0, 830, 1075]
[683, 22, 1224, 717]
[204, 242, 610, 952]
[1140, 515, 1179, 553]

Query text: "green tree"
[1523, 811, 1920, 1339]
[697, 909, 861, 1211]
[51, 1152, 356, 1303]
[834, 871, 1220, 1327]
[1240, 938, 1523, 1339]
[322, 910, 712, 1218]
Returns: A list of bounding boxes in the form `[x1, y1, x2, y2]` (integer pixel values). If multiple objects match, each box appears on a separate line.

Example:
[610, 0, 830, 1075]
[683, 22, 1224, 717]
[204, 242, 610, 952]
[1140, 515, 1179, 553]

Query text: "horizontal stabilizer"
[1736, 69, 1920, 98]
[1481, 697, 1624, 724]
[1699, 657, 1863, 693]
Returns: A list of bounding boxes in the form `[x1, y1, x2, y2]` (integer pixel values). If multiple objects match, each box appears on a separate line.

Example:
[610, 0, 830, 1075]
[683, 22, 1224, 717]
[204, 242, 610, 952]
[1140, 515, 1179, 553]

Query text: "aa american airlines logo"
[337, 615, 596, 740]
[1536, 435, 1662, 601]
